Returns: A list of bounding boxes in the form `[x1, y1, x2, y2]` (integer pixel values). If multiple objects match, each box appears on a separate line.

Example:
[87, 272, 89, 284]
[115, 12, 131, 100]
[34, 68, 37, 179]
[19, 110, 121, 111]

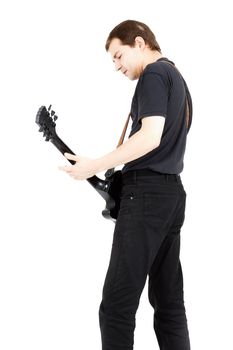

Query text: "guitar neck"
[50, 135, 109, 200]
[51, 136, 76, 164]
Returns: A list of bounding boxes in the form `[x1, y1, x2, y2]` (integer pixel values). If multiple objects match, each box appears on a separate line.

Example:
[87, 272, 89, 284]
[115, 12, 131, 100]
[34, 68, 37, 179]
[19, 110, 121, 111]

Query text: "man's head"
[105, 20, 162, 80]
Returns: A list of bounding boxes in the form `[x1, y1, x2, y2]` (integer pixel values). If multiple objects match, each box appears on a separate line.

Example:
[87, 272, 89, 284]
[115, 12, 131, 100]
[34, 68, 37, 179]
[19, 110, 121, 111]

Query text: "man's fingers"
[64, 153, 79, 161]
[58, 166, 72, 172]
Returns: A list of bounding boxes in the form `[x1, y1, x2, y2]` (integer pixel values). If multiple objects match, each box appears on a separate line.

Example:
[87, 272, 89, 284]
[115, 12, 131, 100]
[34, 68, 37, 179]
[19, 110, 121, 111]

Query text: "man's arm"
[60, 116, 165, 180]
[95, 116, 165, 172]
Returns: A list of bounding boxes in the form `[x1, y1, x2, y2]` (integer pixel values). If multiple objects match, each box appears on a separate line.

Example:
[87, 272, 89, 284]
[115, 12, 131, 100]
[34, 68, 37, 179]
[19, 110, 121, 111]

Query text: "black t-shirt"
[122, 57, 192, 175]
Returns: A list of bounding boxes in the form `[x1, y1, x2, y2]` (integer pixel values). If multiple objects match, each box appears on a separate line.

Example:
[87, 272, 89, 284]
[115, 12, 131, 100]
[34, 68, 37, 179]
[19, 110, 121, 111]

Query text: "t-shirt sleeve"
[137, 72, 169, 120]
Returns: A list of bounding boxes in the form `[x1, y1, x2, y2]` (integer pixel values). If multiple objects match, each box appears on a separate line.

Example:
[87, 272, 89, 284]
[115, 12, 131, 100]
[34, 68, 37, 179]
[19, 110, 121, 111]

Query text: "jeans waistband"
[122, 169, 181, 185]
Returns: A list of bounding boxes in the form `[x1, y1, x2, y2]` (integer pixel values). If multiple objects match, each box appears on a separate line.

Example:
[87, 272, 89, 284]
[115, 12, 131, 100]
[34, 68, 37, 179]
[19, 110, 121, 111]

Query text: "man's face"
[108, 38, 143, 80]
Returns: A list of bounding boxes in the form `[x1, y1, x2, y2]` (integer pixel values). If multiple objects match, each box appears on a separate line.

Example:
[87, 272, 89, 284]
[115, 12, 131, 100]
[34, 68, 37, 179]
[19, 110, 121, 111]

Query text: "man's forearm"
[95, 129, 158, 173]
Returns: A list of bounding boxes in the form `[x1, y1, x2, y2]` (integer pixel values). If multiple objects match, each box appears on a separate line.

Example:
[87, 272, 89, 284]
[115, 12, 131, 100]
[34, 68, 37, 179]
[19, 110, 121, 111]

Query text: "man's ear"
[134, 36, 146, 50]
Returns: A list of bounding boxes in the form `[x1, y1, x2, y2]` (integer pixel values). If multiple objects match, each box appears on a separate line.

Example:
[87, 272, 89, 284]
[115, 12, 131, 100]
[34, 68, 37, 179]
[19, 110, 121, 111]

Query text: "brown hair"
[105, 20, 161, 53]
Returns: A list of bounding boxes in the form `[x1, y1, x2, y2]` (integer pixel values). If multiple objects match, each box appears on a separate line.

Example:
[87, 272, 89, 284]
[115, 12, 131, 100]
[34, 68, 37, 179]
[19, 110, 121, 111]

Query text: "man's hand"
[59, 153, 100, 180]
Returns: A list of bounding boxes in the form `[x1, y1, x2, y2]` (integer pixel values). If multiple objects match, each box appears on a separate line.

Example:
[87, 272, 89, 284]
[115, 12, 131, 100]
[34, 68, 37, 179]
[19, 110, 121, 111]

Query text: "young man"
[60, 20, 192, 350]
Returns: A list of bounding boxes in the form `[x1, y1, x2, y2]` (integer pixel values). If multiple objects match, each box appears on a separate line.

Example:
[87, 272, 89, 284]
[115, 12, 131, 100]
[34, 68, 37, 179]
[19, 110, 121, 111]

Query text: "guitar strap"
[116, 112, 131, 147]
[161, 60, 191, 130]
[104, 59, 192, 178]
[104, 112, 131, 178]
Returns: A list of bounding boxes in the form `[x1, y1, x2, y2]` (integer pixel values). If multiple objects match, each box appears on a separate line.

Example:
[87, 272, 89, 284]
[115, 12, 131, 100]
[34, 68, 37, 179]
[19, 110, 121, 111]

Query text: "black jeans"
[99, 170, 191, 350]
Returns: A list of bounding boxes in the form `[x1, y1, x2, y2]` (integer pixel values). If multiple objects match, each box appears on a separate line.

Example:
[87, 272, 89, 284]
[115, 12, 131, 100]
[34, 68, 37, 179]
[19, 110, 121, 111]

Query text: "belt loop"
[165, 174, 169, 181]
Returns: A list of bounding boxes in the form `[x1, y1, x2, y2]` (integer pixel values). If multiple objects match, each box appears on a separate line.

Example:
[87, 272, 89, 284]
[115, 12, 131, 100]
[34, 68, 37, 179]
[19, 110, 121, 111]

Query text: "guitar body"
[36, 105, 122, 222]
[101, 170, 122, 221]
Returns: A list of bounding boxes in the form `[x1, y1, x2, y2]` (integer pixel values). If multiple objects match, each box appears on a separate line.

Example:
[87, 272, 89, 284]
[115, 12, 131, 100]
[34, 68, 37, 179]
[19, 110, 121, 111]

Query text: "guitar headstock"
[36, 105, 58, 141]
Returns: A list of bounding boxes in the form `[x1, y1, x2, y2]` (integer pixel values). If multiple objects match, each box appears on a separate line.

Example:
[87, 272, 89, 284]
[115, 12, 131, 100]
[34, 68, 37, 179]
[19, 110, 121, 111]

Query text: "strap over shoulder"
[158, 58, 193, 131]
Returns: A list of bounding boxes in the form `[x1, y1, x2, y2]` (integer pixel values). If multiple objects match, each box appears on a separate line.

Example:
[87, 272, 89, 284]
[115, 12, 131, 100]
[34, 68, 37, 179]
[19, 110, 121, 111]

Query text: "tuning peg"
[51, 110, 55, 116]
[48, 105, 52, 111]
[39, 126, 43, 132]
[53, 115, 58, 121]
[43, 130, 49, 138]
[43, 129, 50, 141]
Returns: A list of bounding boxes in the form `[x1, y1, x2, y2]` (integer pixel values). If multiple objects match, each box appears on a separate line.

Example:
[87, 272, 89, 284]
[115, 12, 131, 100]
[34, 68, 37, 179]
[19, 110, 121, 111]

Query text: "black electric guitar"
[36, 105, 122, 222]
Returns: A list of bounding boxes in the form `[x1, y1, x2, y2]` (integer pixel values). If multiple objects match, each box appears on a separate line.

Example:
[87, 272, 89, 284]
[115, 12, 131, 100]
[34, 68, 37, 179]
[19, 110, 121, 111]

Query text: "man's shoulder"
[138, 58, 174, 89]
[144, 58, 175, 75]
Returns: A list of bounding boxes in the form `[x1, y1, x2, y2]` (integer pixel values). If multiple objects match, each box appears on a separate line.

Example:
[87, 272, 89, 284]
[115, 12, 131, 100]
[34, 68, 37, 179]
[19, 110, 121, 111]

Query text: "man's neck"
[142, 50, 163, 70]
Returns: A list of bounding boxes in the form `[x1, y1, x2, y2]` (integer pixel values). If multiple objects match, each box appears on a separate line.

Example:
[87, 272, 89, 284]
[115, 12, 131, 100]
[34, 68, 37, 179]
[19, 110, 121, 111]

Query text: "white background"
[0, 0, 232, 349]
